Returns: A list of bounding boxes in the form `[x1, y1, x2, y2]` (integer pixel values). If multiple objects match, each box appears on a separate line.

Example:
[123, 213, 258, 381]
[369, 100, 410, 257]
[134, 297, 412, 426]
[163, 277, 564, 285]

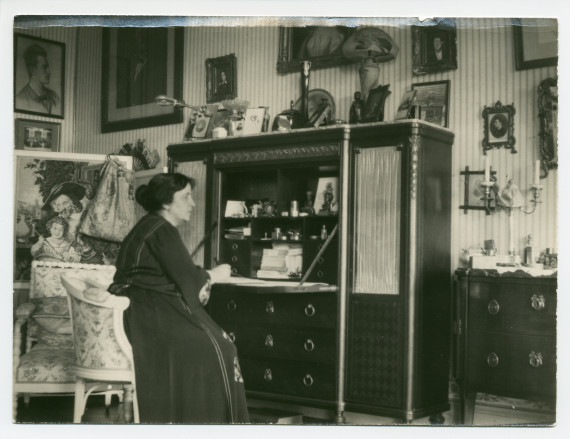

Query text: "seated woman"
[30, 216, 81, 263]
[109, 173, 249, 424]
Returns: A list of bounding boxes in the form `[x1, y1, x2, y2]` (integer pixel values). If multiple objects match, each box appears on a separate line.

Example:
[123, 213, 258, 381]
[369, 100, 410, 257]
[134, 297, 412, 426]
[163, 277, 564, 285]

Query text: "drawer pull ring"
[227, 300, 237, 311]
[304, 304, 316, 317]
[529, 351, 543, 368]
[265, 334, 274, 348]
[266, 301, 275, 314]
[488, 299, 500, 315]
[531, 294, 546, 311]
[486, 352, 499, 368]
[304, 339, 315, 352]
[317, 270, 324, 278]
[264, 369, 273, 382]
[303, 374, 314, 387]
[231, 256, 238, 263]
[228, 332, 236, 343]
[318, 257, 325, 264]
[232, 243, 239, 250]
[231, 268, 238, 275]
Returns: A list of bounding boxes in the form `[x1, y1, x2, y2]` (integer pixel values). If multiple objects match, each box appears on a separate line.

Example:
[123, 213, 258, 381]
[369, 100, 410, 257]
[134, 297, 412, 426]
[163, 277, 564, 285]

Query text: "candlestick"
[484, 156, 490, 182]
[534, 160, 541, 186]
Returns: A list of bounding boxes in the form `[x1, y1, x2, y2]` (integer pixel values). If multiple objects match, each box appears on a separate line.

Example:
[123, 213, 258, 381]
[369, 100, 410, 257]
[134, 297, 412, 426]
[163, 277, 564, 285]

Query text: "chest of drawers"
[208, 285, 338, 404]
[456, 272, 557, 424]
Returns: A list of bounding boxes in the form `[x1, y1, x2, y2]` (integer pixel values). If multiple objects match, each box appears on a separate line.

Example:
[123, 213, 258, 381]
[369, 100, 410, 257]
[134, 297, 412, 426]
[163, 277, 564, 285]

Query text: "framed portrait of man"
[206, 54, 237, 103]
[412, 20, 458, 75]
[14, 33, 65, 118]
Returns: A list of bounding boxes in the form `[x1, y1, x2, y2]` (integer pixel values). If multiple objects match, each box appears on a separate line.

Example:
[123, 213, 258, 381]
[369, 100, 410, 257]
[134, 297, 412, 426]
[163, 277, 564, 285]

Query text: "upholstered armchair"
[61, 271, 139, 423]
[13, 261, 116, 421]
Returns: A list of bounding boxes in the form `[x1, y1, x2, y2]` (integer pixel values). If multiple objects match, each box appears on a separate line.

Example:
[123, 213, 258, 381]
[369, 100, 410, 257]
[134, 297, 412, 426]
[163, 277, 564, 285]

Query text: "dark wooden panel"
[241, 358, 335, 399]
[302, 238, 338, 284]
[467, 280, 557, 336]
[466, 330, 556, 399]
[221, 239, 252, 277]
[346, 295, 403, 408]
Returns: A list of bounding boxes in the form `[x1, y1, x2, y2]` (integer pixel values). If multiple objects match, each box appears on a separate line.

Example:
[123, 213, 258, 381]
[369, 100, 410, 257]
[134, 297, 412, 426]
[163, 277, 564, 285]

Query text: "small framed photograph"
[15, 118, 61, 151]
[513, 19, 558, 70]
[314, 177, 339, 215]
[482, 101, 516, 154]
[394, 90, 417, 120]
[361, 84, 391, 123]
[14, 33, 65, 118]
[206, 54, 237, 103]
[412, 20, 457, 75]
[192, 116, 212, 138]
[412, 80, 450, 127]
[243, 108, 266, 135]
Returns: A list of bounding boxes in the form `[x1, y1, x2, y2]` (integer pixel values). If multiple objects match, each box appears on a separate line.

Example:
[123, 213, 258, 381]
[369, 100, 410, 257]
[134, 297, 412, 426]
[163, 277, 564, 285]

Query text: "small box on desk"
[470, 254, 521, 269]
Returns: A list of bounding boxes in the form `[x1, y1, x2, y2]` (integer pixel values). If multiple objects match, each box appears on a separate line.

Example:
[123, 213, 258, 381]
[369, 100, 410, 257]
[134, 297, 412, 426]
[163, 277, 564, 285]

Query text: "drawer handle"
[232, 243, 239, 250]
[227, 300, 237, 311]
[304, 304, 316, 317]
[304, 338, 315, 352]
[228, 332, 236, 343]
[231, 267, 238, 275]
[303, 374, 314, 387]
[264, 368, 273, 382]
[265, 334, 274, 348]
[231, 256, 238, 263]
[318, 257, 325, 264]
[317, 270, 324, 278]
[266, 301, 275, 314]
[488, 299, 500, 315]
[486, 352, 499, 368]
[529, 351, 543, 368]
[531, 294, 546, 311]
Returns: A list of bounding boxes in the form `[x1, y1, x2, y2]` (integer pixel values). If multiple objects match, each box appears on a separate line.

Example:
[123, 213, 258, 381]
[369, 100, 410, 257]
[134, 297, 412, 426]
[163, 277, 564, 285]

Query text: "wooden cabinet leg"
[462, 391, 476, 425]
[429, 413, 445, 425]
[123, 385, 134, 423]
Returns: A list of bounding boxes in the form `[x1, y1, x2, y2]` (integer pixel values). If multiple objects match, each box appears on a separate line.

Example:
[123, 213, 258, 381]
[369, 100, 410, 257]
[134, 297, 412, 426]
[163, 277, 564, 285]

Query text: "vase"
[301, 191, 315, 215]
[359, 56, 380, 102]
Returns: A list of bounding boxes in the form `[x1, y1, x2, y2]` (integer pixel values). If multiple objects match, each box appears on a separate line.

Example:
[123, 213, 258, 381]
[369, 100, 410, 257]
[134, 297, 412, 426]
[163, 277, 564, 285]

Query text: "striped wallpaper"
[14, 18, 558, 271]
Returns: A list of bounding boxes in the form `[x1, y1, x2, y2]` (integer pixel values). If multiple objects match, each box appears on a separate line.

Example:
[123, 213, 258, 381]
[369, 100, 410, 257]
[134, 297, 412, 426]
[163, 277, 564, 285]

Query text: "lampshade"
[342, 27, 400, 63]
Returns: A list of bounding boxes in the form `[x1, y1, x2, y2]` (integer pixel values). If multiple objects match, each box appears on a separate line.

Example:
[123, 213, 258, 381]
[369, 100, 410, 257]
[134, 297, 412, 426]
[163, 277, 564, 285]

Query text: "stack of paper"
[258, 243, 302, 279]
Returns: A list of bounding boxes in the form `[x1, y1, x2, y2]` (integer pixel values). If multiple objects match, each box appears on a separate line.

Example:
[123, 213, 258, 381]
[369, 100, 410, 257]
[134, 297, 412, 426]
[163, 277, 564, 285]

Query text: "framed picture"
[314, 177, 339, 215]
[361, 84, 391, 123]
[192, 116, 212, 138]
[277, 26, 355, 73]
[482, 101, 517, 154]
[101, 27, 184, 133]
[206, 54, 237, 103]
[412, 80, 450, 127]
[412, 20, 457, 75]
[14, 33, 65, 118]
[243, 108, 266, 135]
[394, 90, 417, 120]
[15, 118, 61, 151]
[513, 19, 558, 70]
[13, 151, 132, 282]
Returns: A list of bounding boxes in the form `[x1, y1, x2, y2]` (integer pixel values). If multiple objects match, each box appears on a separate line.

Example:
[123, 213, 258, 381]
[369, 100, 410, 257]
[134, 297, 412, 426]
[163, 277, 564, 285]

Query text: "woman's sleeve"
[146, 223, 210, 308]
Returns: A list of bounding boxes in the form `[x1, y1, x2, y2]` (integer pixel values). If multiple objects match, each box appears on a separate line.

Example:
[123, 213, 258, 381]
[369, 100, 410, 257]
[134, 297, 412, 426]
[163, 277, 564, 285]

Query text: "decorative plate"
[294, 89, 336, 121]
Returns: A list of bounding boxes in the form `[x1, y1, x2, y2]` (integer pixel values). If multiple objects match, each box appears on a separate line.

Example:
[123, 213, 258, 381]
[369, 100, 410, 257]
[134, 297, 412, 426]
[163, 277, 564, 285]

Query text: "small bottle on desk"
[320, 225, 328, 240]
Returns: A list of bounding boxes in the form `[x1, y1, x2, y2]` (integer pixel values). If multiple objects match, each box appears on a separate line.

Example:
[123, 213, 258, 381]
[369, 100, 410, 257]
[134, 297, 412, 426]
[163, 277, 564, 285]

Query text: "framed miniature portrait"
[14, 33, 65, 118]
[15, 118, 61, 151]
[412, 20, 458, 75]
[482, 101, 517, 154]
[394, 90, 417, 121]
[412, 80, 450, 127]
[206, 54, 237, 103]
[101, 27, 184, 133]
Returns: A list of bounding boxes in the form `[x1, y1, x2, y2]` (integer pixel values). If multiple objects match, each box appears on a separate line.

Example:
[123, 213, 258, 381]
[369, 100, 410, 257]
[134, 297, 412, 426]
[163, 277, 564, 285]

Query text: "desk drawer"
[466, 330, 556, 399]
[219, 325, 336, 364]
[467, 280, 556, 335]
[209, 291, 337, 329]
[241, 358, 335, 400]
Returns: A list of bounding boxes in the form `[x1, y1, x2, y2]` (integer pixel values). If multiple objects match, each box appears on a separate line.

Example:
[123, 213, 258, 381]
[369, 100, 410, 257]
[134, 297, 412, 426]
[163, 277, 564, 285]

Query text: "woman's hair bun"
[135, 184, 149, 209]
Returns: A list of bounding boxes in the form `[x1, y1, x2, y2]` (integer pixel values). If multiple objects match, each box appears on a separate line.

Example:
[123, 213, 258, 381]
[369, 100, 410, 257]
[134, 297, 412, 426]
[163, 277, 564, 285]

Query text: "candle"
[163, 166, 168, 174]
[484, 156, 490, 182]
[534, 160, 540, 185]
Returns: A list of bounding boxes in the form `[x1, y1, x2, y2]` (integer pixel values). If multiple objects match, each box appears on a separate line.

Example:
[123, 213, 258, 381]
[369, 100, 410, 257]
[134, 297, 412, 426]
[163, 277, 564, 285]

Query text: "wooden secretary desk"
[167, 121, 454, 423]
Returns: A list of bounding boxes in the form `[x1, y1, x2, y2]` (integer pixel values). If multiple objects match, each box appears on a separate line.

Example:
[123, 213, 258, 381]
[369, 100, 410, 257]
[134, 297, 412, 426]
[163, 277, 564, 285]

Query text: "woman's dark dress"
[109, 213, 249, 424]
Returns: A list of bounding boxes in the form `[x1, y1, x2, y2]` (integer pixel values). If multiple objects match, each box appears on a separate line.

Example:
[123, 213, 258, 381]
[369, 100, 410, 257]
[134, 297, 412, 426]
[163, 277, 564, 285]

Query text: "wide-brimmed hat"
[42, 182, 86, 210]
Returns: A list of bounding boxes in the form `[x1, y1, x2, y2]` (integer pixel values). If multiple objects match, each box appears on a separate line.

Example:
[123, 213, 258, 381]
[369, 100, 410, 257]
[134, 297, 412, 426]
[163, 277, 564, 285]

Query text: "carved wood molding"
[214, 144, 340, 164]
[409, 134, 421, 199]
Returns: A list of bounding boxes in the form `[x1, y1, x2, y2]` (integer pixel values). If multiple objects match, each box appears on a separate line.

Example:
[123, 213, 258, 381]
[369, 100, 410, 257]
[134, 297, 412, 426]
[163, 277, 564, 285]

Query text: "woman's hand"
[207, 264, 231, 284]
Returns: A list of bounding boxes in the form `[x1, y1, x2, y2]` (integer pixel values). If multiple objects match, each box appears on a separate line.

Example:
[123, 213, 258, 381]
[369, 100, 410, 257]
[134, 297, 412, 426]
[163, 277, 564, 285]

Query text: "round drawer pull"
[531, 294, 546, 311]
[304, 338, 315, 352]
[529, 351, 543, 368]
[316, 270, 324, 278]
[231, 267, 238, 275]
[303, 374, 314, 387]
[265, 334, 274, 348]
[228, 332, 236, 343]
[265, 301, 275, 314]
[264, 368, 273, 382]
[486, 352, 499, 368]
[304, 304, 316, 317]
[231, 243, 239, 250]
[231, 256, 238, 263]
[488, 299, 500, 315]
[318, 257, 325, 264]
[227, 300, 237, 311]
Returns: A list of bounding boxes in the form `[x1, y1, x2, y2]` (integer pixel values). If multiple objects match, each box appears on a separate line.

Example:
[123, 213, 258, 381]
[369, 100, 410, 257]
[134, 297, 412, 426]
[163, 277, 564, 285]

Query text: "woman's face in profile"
[167, 184, 196, 224]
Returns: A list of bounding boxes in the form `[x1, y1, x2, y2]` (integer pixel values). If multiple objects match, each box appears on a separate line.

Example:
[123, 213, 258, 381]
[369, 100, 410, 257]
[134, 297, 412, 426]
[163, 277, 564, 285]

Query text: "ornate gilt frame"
[482, 101, 516, 154]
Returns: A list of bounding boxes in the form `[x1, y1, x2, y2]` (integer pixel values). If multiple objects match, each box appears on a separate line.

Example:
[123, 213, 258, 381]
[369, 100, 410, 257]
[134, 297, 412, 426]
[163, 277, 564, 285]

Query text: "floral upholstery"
[15, 348, 75, 384]
[68, 293, 131, 370]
